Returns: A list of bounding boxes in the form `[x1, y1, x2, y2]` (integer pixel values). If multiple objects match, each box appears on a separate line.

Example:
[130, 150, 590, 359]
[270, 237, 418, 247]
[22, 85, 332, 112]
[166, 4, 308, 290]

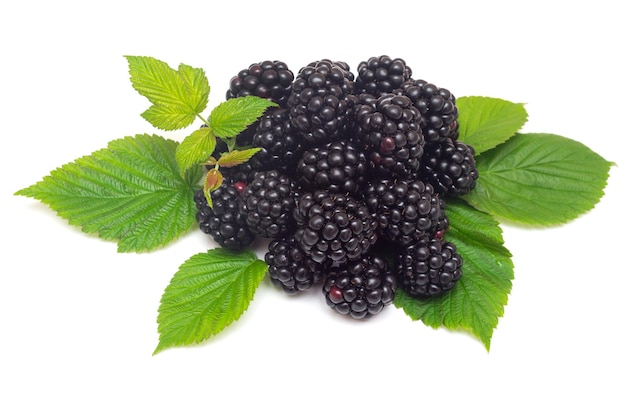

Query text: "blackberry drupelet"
[323, 254, 397, 319]
[354, 55, 413, 96]
[265, 236, 328, 295]
[296, 139, 368, 194]
[396, 79, 459, 143]
[420, 138, 478, 197]
[293, 191, 377, 266]
[239, 170, 300, 238]
[287, 59, 355, 145]
[226, 60, 294, 107]
[364, 178, 449, 246]
[351, 92, 425, 179]
[194, 184, 255, 251]
[252, 108, 305, 174]
[396, 237, 463, 297]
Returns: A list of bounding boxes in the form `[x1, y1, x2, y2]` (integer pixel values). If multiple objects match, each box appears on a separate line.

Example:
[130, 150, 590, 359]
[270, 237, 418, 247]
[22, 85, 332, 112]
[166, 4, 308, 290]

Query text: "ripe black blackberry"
[239, 170, 300, 238]
[287, 59, 355, 145]
[226, 60, 294, 108]
[323, 254, 397, 319]
[296, 139, 368, 194]
[225, 61, 294, 149]
[396, 237, 463, 297]
[194, 184, 255, 251]
[364, 178, 449, 246]
[252, 108, 304, 174]
[265, 236, 327, 295]
[293, 191, 377, 266]
[396, 79, 459, 143]
[420, 138, 478, 197]
[351, 92, 425, 179]
[354, 55, 413, 96]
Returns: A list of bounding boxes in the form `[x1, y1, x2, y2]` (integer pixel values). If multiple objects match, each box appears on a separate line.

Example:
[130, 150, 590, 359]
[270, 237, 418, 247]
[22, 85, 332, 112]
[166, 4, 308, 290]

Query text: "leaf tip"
[152, 342, 167, 356]
[14, 187, 27, 197]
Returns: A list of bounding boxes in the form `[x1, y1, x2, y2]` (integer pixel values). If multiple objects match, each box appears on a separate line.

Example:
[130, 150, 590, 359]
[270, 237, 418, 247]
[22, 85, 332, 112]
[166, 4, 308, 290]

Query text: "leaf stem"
[197, 114, 210, 127]
[225, 137, 236, 152]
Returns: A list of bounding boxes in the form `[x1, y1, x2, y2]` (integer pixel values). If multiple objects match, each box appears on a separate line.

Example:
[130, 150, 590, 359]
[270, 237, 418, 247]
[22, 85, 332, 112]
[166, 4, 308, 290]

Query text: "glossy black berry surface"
[293, 191, 377, 266]
[396, 237, 463, 297]
[364, 178, 449, 245]
[194, 184, 255, 251]
[238, 170, 300, 239]
[265, 236, 327, 294]
[323, 254, 397, 319]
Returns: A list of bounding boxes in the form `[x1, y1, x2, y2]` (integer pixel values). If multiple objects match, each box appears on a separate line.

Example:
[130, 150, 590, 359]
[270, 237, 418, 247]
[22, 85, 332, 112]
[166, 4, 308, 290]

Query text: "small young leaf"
[456, 96, 528, 155]
[209, 96, 278, 139]
[217, 148, 262, 168]
[463, 133, 612, 225]
[395, 200, 513, 350]
[203, 168, 223, 208]
[15, 134, 203, 252]
[175, 126, 216, 174]
[154, 249, 268, 354]
[126, 56, 210, 130]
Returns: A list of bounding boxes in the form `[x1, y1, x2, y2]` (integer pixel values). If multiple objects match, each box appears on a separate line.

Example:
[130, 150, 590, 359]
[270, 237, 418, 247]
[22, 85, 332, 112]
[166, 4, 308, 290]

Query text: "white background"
[2, 1, 625, 416]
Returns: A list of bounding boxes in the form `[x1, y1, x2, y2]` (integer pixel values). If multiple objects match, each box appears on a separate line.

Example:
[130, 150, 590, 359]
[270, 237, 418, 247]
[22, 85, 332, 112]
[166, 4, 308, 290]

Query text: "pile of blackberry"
[194, 55, 478, 319]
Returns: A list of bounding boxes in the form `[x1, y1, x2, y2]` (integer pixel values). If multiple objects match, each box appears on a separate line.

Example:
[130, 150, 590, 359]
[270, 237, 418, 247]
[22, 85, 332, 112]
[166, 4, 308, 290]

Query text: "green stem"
[197, 114, 210, 126]
[225, 137, 236, 152]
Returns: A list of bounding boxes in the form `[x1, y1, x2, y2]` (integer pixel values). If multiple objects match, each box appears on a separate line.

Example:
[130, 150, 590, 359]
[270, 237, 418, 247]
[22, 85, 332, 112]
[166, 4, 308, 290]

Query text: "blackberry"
[396, 237, 463, 297]
[194, 184, 255, 251]
[396, 79, 459, 143]
[287, 59, 355, 145]
[293, 191, 377, 266]
[420, 138, 478, 197]
[364, 178, 449, 246]
[354, 55, 413, 96]
[323, 254, 397, 319]
[351, 92, 425, 179]
[252, 108, 305, 174]
[239, 170, 300, 238]
[226, 60, 294, 107]
[296, 140, 368, 194]
[225, 61, 294, 149]
[265, 236, 327, 295]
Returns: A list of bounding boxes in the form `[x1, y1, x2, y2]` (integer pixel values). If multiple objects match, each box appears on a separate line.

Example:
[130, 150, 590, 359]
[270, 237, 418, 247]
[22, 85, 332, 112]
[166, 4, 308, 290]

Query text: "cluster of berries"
[194, 56, 478, 319]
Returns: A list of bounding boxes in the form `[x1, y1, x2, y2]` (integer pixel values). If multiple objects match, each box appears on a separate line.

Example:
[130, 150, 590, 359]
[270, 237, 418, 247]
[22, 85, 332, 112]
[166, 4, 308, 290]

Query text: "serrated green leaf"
[126, 56, 209, 130]
[177, 63, 211, 113]
[15, 134, 203, 252]
[154, 249, 267, 354]
[209, 96, 278, 139]
[175, 127, 216, 174]
[457, 96, 528, 155]
[463, 133, 612, 225]
[140, 103, 199, 131]
[395, 200, 513, 350]
[217, 148, 262, 168]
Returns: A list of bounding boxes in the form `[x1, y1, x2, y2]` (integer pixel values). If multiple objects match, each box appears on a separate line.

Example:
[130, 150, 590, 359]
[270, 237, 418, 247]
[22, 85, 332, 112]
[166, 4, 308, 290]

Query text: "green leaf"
[395, 200, 514, 350]
[126, 56, 210, 130]
[154, 249, 267, 354]
[209, 96, 278, 139]
[463, 133, 612, 225]
[15, 134, 203, 252]
[217, 148, 262, 168]
[175, 126, 216, 174]
[456, 96, 528, 155]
